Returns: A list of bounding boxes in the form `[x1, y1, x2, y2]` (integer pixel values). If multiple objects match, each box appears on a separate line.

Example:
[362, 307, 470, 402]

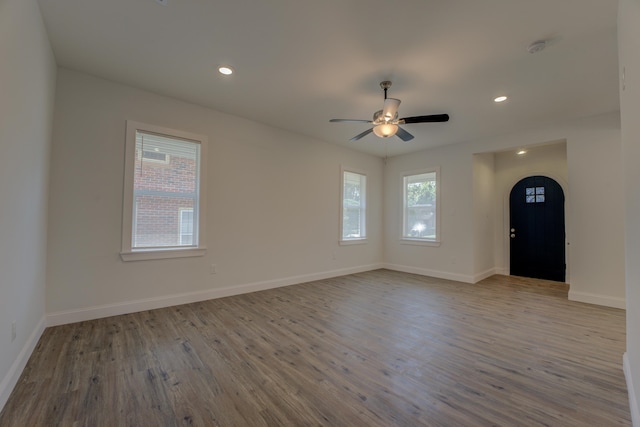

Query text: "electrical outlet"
[11, 321, 16, 342]
[209, 264, 217, 275]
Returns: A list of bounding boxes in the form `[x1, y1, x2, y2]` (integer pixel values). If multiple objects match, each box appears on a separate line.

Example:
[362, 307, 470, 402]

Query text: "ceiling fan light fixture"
[373, 123, 399, 138]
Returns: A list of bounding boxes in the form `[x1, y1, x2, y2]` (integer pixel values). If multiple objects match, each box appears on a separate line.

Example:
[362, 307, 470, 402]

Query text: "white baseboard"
[0, 315, 46, 413]
[568, 290, 626, 309]
[494, 267, 509, 275]
[624, 352, 640, 427]
[472, 268, 497, 283]
[382, 263, 474, 283]
[46, 264, 384, 326]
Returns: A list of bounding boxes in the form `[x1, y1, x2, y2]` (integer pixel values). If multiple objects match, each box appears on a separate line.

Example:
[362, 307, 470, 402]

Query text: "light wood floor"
[0, 270, 631, 426]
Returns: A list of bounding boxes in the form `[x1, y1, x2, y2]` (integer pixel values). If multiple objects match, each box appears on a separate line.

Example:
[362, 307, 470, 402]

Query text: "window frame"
[401, 167, 441, 246]
[339, 166, 368, 245]
[120, 120, 208, 261]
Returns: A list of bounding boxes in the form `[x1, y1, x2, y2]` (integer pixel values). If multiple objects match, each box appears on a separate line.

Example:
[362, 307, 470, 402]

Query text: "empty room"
[1, 0, 639, 425]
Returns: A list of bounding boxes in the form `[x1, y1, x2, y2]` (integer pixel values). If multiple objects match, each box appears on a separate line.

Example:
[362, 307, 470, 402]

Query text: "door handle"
[510, 233, 516, 238]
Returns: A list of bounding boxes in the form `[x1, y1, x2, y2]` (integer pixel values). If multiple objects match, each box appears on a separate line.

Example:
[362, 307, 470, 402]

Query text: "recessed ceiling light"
[218, 66, 234, 76]
[494, 96, 508, 103]
[517, 150, 527, 155]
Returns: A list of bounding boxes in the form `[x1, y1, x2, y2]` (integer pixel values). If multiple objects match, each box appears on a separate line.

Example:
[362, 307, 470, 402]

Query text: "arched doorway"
[509, 176, 565, 282]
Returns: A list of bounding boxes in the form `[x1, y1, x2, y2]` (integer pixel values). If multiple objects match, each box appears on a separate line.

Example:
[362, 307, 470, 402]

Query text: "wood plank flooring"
[0, 270, 631, 426]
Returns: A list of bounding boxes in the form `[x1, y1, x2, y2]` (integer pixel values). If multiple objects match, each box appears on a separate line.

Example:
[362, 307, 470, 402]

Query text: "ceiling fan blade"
[395, 126, 414, 142]
[382, 98, 401, 120]
[400, 114, 450, 124]
[349, 128, 374, 142]
[330, 119, 372, 123]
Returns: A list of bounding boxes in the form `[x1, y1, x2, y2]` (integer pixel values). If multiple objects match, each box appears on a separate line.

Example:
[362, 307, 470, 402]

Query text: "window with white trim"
[341, 169, 367, 243]
[402, 168, 440, 243]
[121, 121, 207, 261]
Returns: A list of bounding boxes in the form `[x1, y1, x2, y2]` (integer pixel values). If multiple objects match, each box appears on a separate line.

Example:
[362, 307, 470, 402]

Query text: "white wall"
[384, 142, 475, 282]
[383, 112, 625, 308]
[619, 0, 640, 424]
[0, 0, 56, 410]
[46, 69, 384, 322]
[492, 142, 568, 277]
[566, 121, 625, 307]
[472, 152, 495, 280]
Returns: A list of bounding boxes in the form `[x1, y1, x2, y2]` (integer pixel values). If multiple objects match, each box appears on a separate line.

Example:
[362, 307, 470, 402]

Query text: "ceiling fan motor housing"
[373, 109, 398, 124]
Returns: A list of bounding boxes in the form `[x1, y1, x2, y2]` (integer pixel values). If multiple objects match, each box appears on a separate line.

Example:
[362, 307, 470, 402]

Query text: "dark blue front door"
[509, 176, 565, 282]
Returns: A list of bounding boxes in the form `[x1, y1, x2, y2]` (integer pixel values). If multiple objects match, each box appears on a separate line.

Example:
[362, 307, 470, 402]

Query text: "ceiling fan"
[330, 81, 449, 142]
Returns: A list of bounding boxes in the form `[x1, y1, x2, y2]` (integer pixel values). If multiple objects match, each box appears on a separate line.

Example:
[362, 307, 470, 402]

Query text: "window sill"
[339, 238, 368, 246]
[120, 247, 207, 262]
[400, 239, 441, 247]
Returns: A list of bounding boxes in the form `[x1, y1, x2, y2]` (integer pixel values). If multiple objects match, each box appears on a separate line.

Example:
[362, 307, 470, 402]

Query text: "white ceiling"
[38, 0, 620, 157]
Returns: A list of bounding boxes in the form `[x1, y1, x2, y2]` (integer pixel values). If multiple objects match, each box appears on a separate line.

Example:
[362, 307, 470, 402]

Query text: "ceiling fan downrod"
[380, 80, 392, 100]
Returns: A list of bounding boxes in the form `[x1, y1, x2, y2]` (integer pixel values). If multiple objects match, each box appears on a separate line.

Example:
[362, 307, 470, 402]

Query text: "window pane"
[180, 209, 194, 245]
[342, 171, 366, 240]
[133, 131, 200, 248]
[403, 172, 437, 239]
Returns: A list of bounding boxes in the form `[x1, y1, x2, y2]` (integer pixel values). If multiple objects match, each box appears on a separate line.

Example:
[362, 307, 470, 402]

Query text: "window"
[340, 169, 367, 243]
[121, 121, 207, 261]
[525, 187, 545, 203]
[402, 168, 440, 244]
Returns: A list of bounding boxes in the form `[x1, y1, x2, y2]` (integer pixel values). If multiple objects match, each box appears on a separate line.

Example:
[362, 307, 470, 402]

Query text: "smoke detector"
[527, 40, 547, 54]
